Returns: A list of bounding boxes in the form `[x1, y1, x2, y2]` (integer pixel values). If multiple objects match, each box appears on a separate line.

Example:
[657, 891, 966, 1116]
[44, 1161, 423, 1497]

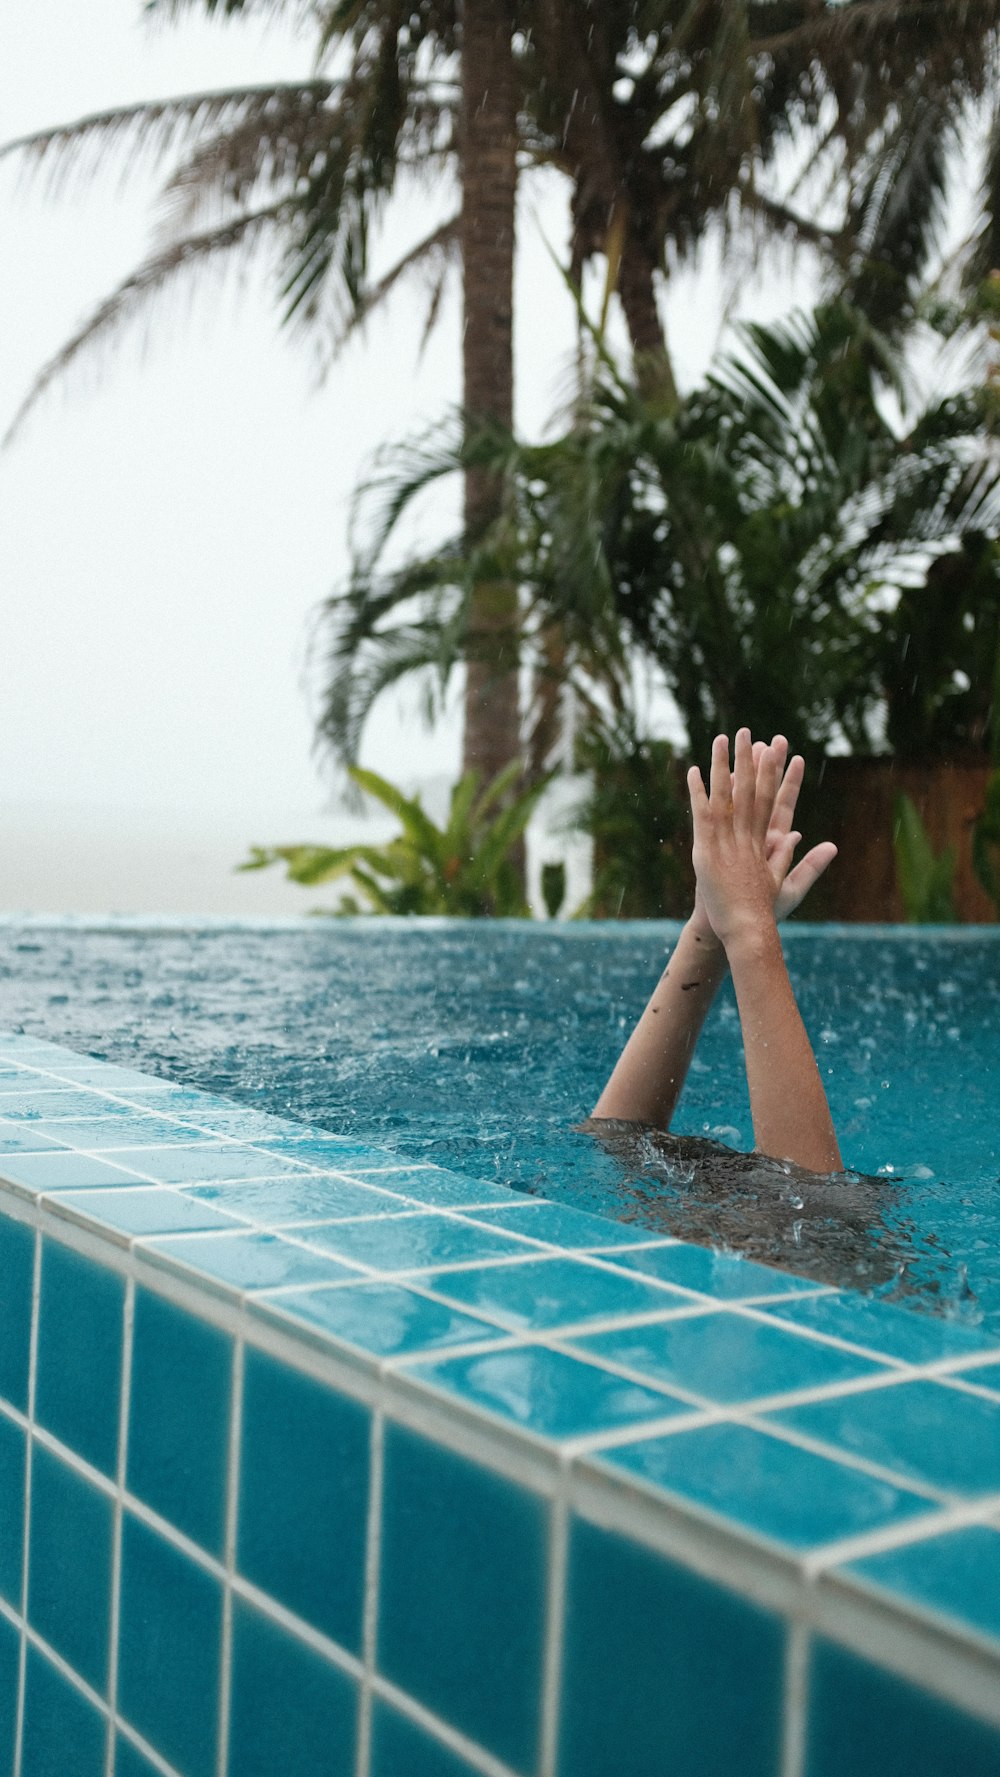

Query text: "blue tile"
[773, 1379, 1000, 1497]
[575, 1310, 888, 1404]
[250, 1136, 384, 1166]
[410, 1345, 690, 1439]
[259, 1281, 500, 1359]
[0, 1612, 18, 1777]
[842, 1524, 1000, 1645]
[185, 1174, 411, 1225]
[128, 1288, 232, 1554]
[82, 1116, 251, 1149]
[612, 1243, 820, 1300]
[423, 1255, 683, 1330]
[378, 1421, 547, 1772]
[0, 1214, 34, 1409]
[238, 1347, 370, 1651]
[94, 1145, 303, 1183]
[370, 1701, 481, 1777]
[0, 1152, 148, 1191]
[21, 1646, 106, 1777]
[0, 1089, 130, 1120]
[458, 1202, 662, 1249]
[35, 1239, 124, 1474]
[352, 1166, 516, 1208]
[805, 1636, 1000, 1777]
[599, 1422, 931, 1549]
[59, 1187, 240, 1236]
[0, 1413, 25, 1604]
[967, 1360, 1000, 1394]
[758, 1291, 1000, 1365]
[294, 1213, 529, 1273]
[43, 1064, 173, 1093]
[559, 1514, 784, 1777]
[118, 1512, 222, 1777]
[0, 1120, 67, 1153]
[28, 1444, 113, 1695]
[148, 1231, 356, 1293]
[115, 1739, 164, 1777]
[227, 1598, 357, 1777]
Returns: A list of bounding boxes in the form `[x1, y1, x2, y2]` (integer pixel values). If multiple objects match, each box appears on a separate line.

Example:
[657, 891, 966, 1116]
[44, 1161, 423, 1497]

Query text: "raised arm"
[688, 730, 842, 1173]
[592, 737, 835, 1131]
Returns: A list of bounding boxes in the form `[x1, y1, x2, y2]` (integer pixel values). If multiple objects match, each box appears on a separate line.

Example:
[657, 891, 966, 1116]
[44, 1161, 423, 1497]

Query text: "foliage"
[569, 722, 690, 921]
[893, 793, 957, 923]
[316, 302, 1000, 772]
[6, 4, 1000, 429]
[540, 861, 566, 920]
[239, 763, 548, 915]
[972, 770, 1000, 915]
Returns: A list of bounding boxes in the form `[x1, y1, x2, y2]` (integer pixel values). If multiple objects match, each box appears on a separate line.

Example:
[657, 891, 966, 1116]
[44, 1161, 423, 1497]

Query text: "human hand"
[687, 729, 835, 950]
[688, 733, 835, 943]
[766, 745, 838, 921]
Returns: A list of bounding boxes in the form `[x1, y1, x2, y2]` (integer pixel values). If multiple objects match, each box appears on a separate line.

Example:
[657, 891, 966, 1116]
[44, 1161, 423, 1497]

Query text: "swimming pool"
[0, 919, 997, 1328]
[1, 922, 1000, 1776]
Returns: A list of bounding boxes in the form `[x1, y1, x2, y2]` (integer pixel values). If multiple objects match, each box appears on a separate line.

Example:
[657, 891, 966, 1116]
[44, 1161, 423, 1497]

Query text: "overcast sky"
[0, 1, 817, 910]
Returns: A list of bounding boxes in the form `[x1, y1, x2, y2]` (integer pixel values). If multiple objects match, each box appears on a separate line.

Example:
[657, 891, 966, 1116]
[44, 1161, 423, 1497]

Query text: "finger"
[687, 764, 710, 825]
[708, 734, 731, 814]
[780, 842, 838, 914]
[768, 734, 789, 789]
[769, 829, 800, 884]
[731, 728, 755, 834]
[752, 743, 778, 845]
[771, 752, 804, 837]
[752, 739, 766, 773]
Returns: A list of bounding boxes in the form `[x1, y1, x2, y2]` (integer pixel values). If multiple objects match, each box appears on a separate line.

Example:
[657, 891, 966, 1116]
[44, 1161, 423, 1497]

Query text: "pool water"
[1, 920, 998, 1329]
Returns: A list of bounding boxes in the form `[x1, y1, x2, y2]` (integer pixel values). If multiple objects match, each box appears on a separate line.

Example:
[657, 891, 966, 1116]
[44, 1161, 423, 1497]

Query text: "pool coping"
[1, 1027, 1000, 1752]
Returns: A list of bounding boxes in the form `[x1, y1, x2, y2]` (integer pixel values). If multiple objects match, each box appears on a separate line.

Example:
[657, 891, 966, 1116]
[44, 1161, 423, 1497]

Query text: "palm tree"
[7, 0, 1000, 775]
[523, 1, 1000, 396]
[316, 302, 1000, 767]
[2, 0, 526, 784]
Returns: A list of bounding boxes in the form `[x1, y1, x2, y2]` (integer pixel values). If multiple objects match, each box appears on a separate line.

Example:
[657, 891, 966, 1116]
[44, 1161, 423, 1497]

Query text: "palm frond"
[3, 201, 290, 445]
[155, 83, 341, 236]
[0, 84, 333, 197]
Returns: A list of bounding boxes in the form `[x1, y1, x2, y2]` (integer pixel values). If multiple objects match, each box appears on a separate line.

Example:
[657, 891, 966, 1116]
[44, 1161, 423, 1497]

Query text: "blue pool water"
[1, 920, 998, 1327]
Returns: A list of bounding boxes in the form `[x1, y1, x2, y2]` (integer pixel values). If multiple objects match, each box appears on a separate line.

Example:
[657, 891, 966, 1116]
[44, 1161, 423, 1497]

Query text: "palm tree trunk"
[618, 232, 678, 407]
[460, 0, 520, 784]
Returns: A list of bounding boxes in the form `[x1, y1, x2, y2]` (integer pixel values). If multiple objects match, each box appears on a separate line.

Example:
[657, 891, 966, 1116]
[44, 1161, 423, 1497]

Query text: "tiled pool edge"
[1, 1035, 999, 1777]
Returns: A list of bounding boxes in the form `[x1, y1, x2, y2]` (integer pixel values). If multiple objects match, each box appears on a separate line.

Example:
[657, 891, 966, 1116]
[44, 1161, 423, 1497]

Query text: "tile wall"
[1, 1031, 999, 1777]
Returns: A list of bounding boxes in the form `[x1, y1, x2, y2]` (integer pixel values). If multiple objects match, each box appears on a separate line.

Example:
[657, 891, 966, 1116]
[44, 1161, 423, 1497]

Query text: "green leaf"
[893, 793, 957, 923]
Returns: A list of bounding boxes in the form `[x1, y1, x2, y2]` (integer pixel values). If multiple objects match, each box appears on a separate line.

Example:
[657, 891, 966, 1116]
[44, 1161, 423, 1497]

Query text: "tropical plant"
[540, 860, 566, 919]
[893, 793, 957, 923]
[8, 3, 1000, 788]
[316, 301, 1000, 774]
[972, 633, 1000, 915]
[2, 0, 522, 785]
[523, 0, 1000, 392]
[239, 761, 549, 914]
[568, 722, 690, 920]
[972, 770, 1000, 914]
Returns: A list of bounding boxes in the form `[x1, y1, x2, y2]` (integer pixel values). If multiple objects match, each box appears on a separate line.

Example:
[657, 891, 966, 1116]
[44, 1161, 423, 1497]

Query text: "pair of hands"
[687, 730, 837, 951]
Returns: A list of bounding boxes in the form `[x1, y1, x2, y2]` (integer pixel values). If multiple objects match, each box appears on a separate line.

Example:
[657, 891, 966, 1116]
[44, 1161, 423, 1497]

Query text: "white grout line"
[780, 1624, 810, 1777]
[538, 1483, 569, 1777]
[216, 1338, 245, 1777]
[802, 1490, 1000, 1578]
[104, 1275, 135, 1777]
[229, 1574, 364, 1684]
[369, 1673, 523, 1777]
[355, 1410, 386, 1777]
[11, 1226, 41, 1777]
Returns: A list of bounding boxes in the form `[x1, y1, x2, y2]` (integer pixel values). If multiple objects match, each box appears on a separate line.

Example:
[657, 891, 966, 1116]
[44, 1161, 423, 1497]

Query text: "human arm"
[592, 738, 836, 1129]
[688, 730, 842, 1173]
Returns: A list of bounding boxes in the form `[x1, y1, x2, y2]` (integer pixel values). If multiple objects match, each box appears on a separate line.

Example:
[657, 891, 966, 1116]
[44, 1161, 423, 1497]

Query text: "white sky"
[0, 0, 816, 911]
